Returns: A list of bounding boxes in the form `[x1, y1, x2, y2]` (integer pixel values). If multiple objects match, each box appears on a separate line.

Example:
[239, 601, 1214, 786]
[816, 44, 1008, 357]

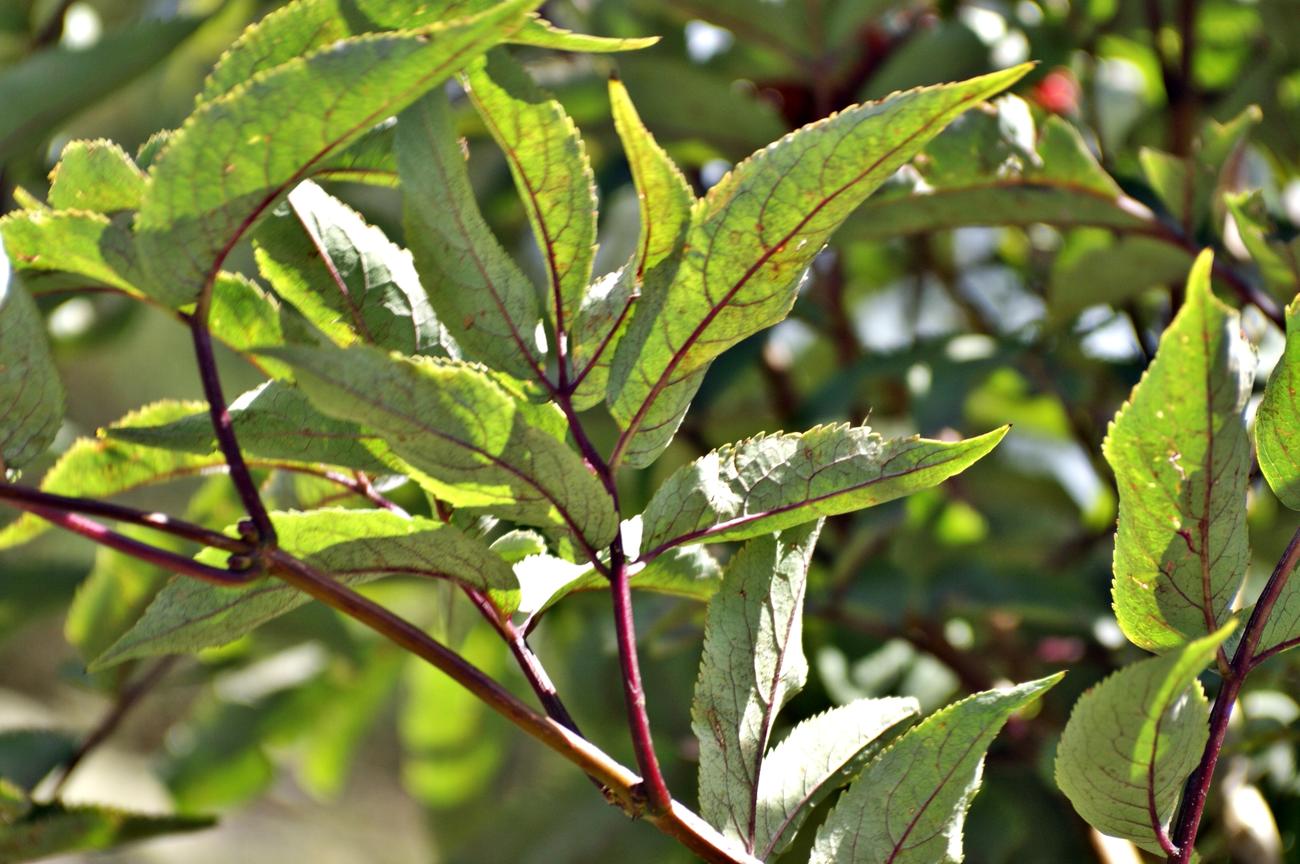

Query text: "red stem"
[0, 482, 247, 552]
[1168, 525, 1300, 861]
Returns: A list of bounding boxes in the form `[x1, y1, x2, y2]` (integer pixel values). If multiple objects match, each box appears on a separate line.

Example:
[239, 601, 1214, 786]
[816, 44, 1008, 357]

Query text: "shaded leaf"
[94, 509, 514, 669]
[109, 380, 389, 476]
[253, 180, 449, 356]
[693, 522, 821, 846]
[396, 89, 545, 380]
[754, 697, 919, 859]
[810, 674, 1062, 864]
[135, 0, 539, 306]
[1225, 192, 1300, 302]
[65, 530, 174, 664]
[0, 273, 64, 471]
[0, 730, 78, 791]
[47, 140, 147, 213]
[570, 264, 637, 410]
[1050, 234, 1194, 322]
[639, 424, 1007, 560]
[0, 803, 211, 862]
[264, 342, 618, 547]
[462, 49, 597, 349]
[607, 65, 1032, 467]
[1104, 251, 1255, 652]
[1257, 297, 1300, 510]
[1055, 626, 1231, 855]
[0, 18, 200, 160]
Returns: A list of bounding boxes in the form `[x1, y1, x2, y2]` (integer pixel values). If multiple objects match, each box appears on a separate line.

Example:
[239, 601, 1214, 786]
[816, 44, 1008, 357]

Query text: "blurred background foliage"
[1, 0, 1300, 861]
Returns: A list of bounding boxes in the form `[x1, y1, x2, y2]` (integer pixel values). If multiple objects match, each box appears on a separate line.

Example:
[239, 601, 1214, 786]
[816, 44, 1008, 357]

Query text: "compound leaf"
[0, 274, 64, 472]
[1104, 251, 1255, 652]
[607, 65, 1031, 467]
[135, 0, 539, 306]
[639, 424, 1007, 560]
[396, 89, 545, 380]
[809, 674, 1062, 864]
[94, 509, 514, 669]
[462, 49, 597, 350]
[1055, 626, 1230, 855]
[693, 522, 821, 846]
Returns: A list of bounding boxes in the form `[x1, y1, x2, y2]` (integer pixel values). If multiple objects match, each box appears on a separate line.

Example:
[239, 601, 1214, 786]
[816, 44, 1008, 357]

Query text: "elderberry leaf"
[0, 802, 211, 862]
[1257, 297, 1300, 510]
[1104, 251, 1255, 652]
[47, 140, 147, 213]
[0, 274, 64, 472]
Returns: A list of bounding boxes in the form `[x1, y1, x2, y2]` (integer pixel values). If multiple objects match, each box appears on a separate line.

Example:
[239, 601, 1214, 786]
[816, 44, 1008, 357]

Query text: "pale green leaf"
[462, 49, 597, 348]
[846, 107, 1150, 239]
[0, 274, 64, 471]
[208, 273, 288, 375]
[263, 343, 618, 547]
[693, 522, 822, 846]
[135, 0, 539, 306]
[0, 803, 211, 862]
[569, 264, 637, 410]
[396, 89, 545, 380]
[0, 209, 142, 294]
[108, 381, 390, 476]
[607, 65, 1032, 467]
[639, 424, 1007, 560]
[1055, 626, 1231, 855]
[253, 180, 450, 356]
[1257, 297, 1300, 510]
[65, 531, 173, 664]
[1104, 251, 1255, 652]
[47, 140, 147, 213]
[509, 15, 658, 52]
[0, 18, 200, 160]
[810, 674, 1062, 864]
[754, 697, 919, 859]
[94, 509, 514, 669]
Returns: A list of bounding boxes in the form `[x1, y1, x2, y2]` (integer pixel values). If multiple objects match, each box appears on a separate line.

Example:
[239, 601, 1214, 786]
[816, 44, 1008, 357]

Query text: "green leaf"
[846, 107, 1150, 239]
[0, 778, 29, 824]
[569, 264, 637, 410]
[1257, 297, 1300, 510]
[0, 209, 142, 295]
[639, 424, 1007, 560]
[1104, 251, 1255, 652]
[134, 0, 539, 306]
[515, 540, 721, 619]
[809, 674, 1062, 864]
[396, 89, 545, 380]
[200, 1, 647, 103]
[65, 531, 174, 664]
[253, 180, 450, 356]
[508, 15, 658, 52]
[0, 17, 200, 160]
[108, 381, 389, 476]
[208, 273, 288, 374]
[1225, 192, 1300, 302]
[0, 401, 296, 551]
[93, 509, 514, 669]
[607, 65, 1032, 467]
[1055, 626, 1231, 855]
[0, 802, 211, 862]
[0, 730, 78, 791]
[693, 522, 821, 846]
[264, 343, 618, 547]
[753, 697, 919, 859]
[0, 274, 64, 471]
[1049, 234, 1194, 322]
[462, 49, 597, 350]
[47, 140, 147, 213]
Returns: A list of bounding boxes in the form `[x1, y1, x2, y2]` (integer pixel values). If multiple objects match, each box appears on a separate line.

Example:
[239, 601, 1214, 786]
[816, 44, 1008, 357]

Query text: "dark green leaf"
[0, 273, 64, 471]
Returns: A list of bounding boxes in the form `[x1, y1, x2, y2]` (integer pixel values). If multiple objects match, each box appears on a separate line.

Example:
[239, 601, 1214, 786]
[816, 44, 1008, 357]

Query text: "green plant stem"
[0, 482, 248, 551]
[266, 548, 756, 864]
[1168, 524, 1300, 862]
